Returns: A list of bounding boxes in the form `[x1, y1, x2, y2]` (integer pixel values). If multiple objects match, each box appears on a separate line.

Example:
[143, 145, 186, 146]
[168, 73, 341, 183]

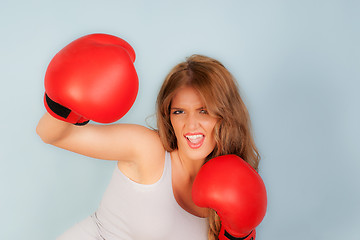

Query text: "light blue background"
[1, 0, 359, 239]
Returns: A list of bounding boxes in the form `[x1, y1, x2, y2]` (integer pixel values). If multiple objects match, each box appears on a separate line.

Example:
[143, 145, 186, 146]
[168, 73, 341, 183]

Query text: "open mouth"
[184, 134, 205, 149]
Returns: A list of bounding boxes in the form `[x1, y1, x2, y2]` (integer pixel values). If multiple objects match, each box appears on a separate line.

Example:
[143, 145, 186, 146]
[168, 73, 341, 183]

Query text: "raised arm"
[36, 112, 160, 161]
[36, 33, 147, 161]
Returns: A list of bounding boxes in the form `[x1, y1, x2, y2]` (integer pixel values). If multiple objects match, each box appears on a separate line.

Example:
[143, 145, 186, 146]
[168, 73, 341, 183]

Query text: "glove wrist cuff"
[44, 93, 89, 126]
[219, 226, 256, 240]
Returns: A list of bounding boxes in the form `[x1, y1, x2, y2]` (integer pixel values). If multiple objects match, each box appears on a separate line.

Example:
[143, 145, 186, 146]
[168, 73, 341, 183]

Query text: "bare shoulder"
[116, 124, 166, 184]
[132, 125, 165, 160]
[111, 123, 164, 159]
[123, 124, 163, 151]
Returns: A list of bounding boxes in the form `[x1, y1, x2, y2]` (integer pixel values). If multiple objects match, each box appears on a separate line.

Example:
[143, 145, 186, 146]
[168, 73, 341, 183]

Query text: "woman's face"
[170, 86, 218, 161]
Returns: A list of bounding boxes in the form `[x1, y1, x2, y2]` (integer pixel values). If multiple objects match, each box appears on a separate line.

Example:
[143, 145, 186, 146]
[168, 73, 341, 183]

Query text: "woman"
[37, 54, 260, 240]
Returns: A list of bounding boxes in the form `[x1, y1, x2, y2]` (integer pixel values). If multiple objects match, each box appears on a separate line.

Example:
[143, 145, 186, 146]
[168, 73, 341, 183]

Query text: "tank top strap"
[161, 151, 172, 186]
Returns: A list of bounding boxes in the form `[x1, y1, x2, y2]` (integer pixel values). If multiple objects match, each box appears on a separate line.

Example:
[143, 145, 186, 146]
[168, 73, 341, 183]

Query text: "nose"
[186, 112, 200, 130]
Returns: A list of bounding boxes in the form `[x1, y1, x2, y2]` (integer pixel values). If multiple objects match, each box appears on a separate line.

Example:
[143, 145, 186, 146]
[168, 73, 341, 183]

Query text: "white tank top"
[93, 151, 209, 240]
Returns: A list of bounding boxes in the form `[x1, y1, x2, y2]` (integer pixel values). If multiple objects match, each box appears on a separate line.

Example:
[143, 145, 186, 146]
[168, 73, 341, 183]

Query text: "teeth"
[186, 134, 203, 143]
[186, 134, 202, 140]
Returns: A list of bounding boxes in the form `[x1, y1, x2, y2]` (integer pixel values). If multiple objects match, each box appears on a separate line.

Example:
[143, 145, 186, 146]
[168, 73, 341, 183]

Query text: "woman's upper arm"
[50, 123, 161, 162]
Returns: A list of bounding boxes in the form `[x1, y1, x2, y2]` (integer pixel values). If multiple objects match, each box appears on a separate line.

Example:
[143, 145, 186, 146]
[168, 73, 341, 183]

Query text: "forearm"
[36, 112, 74, 144]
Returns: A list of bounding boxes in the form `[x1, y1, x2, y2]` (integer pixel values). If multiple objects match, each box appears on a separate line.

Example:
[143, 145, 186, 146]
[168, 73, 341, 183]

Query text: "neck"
[175, 149, 205, 180]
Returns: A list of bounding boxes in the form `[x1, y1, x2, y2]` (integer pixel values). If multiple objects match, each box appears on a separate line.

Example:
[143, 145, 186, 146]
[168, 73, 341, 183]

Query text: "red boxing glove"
[44, 33, 138, 125]
[192, 155, 267, 240]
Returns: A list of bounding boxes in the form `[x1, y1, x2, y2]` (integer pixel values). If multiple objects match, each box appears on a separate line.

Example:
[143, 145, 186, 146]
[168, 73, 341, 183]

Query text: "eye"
[172, 110, 184, 115]
[200, 109, 208, 114]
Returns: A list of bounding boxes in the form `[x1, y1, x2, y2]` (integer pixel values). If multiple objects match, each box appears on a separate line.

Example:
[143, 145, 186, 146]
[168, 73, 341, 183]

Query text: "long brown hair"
[156, 54, 260, 240]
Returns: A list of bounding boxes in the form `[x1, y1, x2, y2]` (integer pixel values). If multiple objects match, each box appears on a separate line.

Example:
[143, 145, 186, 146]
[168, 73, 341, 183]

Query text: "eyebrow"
[170, 106, 207, 110]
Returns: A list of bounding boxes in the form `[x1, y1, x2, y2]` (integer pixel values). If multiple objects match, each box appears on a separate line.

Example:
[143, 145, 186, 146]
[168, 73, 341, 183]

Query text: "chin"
[184, 146, 214, 162]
